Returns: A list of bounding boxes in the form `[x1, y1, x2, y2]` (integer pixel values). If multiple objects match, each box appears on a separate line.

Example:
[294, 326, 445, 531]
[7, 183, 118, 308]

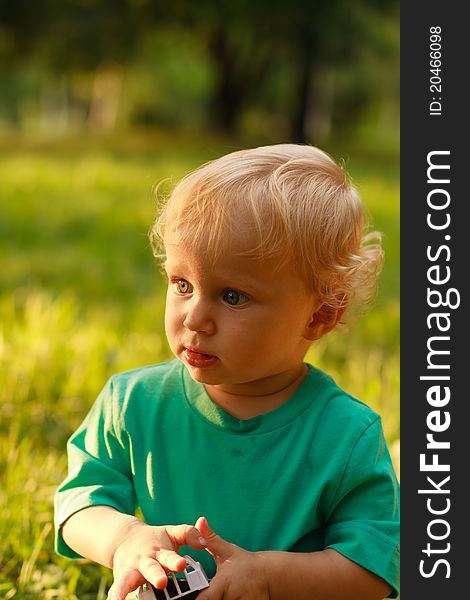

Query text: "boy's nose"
[183, 299, 216, 335]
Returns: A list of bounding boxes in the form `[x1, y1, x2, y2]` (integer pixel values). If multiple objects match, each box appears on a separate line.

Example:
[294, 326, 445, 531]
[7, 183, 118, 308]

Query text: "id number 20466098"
[429, 26, 443, 116]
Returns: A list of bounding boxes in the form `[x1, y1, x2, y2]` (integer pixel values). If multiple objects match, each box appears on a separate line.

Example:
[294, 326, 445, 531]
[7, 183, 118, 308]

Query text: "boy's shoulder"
[109, 358, 182, 384]
[98, 360, 186, 429]
[306, 364, 381, 433]
[105, 359, 184, 402]
[305, 365, 389, 477]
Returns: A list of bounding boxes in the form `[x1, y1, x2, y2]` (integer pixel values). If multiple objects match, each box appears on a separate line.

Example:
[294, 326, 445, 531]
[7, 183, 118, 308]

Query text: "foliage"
[0, 133, 399, 597]
[0, 1, 399, 141]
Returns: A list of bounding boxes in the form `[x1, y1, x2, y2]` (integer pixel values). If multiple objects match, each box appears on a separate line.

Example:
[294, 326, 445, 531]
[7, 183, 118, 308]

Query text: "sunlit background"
[0, 1, 399, 598]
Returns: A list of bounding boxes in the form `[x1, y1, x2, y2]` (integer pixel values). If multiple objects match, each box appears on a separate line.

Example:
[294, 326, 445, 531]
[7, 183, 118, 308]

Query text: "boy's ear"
[304, 304, 346, 341]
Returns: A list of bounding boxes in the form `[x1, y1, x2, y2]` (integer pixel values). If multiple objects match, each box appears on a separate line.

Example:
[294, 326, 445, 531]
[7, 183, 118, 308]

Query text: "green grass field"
[0, 133, 399, 599]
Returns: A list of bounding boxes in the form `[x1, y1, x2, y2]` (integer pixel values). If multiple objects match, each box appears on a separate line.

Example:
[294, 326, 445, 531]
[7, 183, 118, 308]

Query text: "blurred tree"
[1, 0, 140, 69]
[0, 0, 398, 142]
[140, 0, 399, 141]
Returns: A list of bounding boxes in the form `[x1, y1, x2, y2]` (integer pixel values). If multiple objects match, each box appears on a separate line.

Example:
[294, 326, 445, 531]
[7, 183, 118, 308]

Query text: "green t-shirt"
[55, 360, 400, 596]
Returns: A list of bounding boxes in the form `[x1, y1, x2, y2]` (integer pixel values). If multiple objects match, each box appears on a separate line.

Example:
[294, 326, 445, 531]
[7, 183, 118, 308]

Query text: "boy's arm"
[61, 505, 145, 568]
[262, 549, 391, 600]
[61, 506, 207, 599]
[196, 517, 391, 600]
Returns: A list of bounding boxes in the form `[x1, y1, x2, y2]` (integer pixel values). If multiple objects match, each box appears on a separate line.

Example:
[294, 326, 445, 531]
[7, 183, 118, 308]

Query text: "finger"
[138, 555, 171, 589]
[155, 548, 187, 573]
[108, 568, 144, 600]
[195, 516, 235, 562]
[166, 523, 207, 550]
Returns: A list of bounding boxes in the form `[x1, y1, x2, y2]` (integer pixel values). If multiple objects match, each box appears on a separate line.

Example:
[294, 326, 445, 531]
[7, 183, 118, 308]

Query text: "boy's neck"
[203, 363, 309, 420]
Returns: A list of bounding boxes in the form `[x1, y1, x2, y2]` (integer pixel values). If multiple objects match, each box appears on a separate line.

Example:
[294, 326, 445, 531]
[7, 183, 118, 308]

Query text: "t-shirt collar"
[180, 362, 328, 434]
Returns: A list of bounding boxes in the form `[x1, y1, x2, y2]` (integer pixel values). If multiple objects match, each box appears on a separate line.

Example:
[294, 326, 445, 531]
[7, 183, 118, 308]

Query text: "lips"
[183, 347, 218, 368]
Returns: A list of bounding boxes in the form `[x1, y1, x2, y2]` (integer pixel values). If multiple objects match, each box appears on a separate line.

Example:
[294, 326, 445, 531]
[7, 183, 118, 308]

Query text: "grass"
[0, 132, 399, 598]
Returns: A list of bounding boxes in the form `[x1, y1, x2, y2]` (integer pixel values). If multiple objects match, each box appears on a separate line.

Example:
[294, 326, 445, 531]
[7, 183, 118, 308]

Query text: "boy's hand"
[107, 521, 207, 600]
[195, 517, 270, 600]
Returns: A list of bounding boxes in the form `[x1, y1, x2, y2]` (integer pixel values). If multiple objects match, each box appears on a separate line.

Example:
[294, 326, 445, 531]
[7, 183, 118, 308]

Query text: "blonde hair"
[150, 144, 383, 325]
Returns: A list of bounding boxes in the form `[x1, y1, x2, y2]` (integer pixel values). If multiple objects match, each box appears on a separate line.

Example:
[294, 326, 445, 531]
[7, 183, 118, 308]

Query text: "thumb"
[195, 516, 235, 563]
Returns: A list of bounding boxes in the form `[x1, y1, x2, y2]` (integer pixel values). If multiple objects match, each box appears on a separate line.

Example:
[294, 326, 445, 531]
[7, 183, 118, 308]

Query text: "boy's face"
[164, 229, 321, 400]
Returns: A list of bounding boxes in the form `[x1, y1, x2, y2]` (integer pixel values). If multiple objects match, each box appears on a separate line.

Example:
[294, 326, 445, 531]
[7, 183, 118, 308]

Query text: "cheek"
[248, 308, 308, 347]
[228, 314, 278, 349]
[164, 297, 181, 340]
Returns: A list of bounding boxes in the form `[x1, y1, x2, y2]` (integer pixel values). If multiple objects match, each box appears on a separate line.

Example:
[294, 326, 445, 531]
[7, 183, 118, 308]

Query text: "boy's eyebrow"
[162, 261, 180, 278]
[163, 259, 187, 273]
[163, 255, 274, 293]
[163, 260, 189, 274]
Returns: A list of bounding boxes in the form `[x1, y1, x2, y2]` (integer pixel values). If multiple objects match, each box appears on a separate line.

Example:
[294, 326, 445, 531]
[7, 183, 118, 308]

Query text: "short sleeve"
[54, 377, 137, 558]
[324, 417, 400, 598]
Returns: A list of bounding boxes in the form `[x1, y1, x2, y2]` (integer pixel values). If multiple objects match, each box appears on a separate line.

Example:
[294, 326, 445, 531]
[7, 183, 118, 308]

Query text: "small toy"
[137, 556, 209, 600]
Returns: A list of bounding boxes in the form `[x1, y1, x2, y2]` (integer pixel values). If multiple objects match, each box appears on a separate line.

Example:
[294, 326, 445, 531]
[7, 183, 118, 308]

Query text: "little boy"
[55, 144, 399, 599]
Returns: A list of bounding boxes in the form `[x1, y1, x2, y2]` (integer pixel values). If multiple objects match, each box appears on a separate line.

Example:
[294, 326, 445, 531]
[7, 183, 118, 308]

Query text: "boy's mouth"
[184, 347, 219, 368]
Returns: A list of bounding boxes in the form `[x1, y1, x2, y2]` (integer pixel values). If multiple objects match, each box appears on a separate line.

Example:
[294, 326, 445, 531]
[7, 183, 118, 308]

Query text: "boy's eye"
[222, 289, 249, 306]
[176, 279, 192, 294]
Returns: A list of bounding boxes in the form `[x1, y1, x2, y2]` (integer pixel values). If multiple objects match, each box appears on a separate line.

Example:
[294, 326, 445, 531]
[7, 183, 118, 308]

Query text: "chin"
[185, 364, 221, 384]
